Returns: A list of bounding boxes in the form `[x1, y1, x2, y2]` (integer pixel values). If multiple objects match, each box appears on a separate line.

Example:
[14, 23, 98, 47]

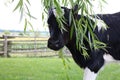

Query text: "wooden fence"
[0, 35, 59, 57]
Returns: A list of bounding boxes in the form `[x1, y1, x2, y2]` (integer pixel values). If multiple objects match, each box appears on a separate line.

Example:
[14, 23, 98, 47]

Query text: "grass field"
[0, 58, 120, 80]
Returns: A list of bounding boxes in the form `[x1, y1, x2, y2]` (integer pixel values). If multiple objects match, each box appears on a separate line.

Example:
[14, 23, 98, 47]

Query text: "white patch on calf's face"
[53, 8, 65, 17]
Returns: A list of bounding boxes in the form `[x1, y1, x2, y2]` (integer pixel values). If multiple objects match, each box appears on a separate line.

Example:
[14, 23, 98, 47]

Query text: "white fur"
[83, 54, 119, 80]
[53, 9, 65, 17]
[96, 19, 107, 31]
[89, 16, 107, 31]
[83, 67, 97, 80]
[103, 54, 118, 63]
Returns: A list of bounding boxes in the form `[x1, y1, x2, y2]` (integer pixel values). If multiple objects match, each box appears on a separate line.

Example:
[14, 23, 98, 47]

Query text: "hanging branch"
[10, 0, 107, 58]
[12, 0, 36, 32]
[41, 0, 107, 58]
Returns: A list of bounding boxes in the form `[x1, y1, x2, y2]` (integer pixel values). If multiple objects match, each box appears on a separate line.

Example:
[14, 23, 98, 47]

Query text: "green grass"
[0, 58, 120, 80]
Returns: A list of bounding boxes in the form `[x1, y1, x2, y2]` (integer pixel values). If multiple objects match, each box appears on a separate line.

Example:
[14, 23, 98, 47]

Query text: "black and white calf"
[47, 7, 120, 80]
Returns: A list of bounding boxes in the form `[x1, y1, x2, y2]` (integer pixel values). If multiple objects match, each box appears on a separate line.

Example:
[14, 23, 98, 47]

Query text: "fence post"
[3, 35, 8, 57]
[34, 35, 37, 56]
[8, 41, 12, 54]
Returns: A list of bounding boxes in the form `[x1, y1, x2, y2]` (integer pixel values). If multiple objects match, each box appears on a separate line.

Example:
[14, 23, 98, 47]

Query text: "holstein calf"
[47, 7, 120, 80]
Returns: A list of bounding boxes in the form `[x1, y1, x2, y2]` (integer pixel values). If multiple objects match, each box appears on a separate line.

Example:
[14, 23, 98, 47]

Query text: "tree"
[9, 0, 107, 57]
[4, 30, 11, 36]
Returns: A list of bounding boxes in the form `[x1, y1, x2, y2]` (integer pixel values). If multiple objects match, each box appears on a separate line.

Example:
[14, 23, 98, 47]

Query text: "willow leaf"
[24, 19, 27, 32]
[26, 0, 31, 5]
[28, 21, 34, 31]
[13, 0, 23, 11]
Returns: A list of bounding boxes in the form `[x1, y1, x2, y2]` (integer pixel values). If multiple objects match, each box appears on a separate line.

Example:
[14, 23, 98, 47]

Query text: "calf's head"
[47, 7, 71, 51]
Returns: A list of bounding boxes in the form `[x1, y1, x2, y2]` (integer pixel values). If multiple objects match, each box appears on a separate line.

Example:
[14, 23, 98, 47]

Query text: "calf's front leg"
[83, 67, 98, 80]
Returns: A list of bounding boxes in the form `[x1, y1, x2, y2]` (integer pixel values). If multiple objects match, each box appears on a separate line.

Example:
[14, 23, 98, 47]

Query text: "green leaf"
[13, 0, 23, 12]
[26, 0, 31, 5]
[25, 3, 30, 14]
[54, 0, 64, 17]
[20, 8, 23, 21]
[69, 11, 72, 26]
[82, 49, 89, 59]
[28, 21, 34, 31]
[69, 0, 74, 7]
[24, 18, 27, 32]
[42, 12, 44, 21]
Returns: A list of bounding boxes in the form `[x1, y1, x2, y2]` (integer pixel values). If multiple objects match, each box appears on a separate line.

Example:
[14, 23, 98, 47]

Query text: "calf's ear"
[48, 8, 53, 17]
[72, 4, 79, 18]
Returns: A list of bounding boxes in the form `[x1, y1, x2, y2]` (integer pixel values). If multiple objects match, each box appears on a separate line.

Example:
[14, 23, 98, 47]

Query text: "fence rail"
[0, 35, 59, 57]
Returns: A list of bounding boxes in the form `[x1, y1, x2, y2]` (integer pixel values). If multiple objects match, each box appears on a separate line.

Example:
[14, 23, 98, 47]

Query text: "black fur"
[47, 7, 120, 73]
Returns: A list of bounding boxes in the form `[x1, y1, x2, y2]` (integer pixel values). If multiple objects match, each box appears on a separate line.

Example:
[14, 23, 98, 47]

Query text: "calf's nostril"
[55, 44, 59, 47]
[48, 39, 60, 44]
[54, 40, 60, 44]
[48, 40, 60, 48]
